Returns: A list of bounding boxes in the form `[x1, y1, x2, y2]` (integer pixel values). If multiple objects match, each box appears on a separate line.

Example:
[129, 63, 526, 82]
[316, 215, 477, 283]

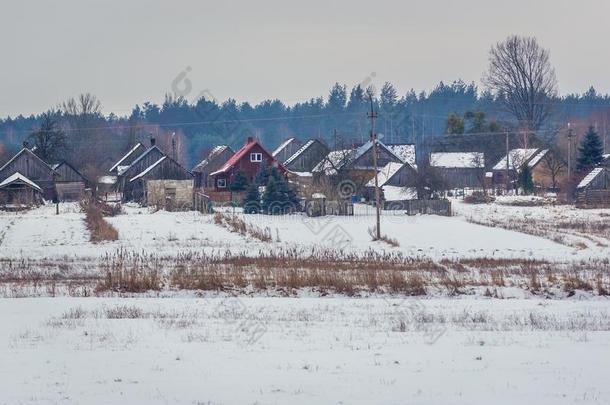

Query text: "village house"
[0, 172, 44, 209]
[282, 139, 330, 196]
[576, 166, 610, 208]
[114, 139, 193, 207]
[192, 145, 234, 189]
[430, 152, 485, 191]
[491, 148, 563, 192]
[272, 137, 302, 164]
[52, 161, 88, 201]
[209, 137, 286, 193]
[0, 143, 58, 200]
[364, 161, 418, 203]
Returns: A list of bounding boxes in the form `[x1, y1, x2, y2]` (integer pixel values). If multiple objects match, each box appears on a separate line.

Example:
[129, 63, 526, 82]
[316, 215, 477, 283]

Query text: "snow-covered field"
[1, 201, 607, 262]
[1, 296, 610, 404]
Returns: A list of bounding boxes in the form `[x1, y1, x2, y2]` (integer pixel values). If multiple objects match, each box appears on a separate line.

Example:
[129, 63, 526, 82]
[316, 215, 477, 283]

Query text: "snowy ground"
[1, 296, 609, 404]
[2, 201, 608, 262]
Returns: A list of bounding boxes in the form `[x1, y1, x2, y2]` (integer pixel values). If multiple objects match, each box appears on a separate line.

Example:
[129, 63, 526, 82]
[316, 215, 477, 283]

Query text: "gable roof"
[386, 144, 416, 167]
[192, 145, 233, 173]
[51, 161, 88, 182]
[312, 140, 405, 175]
[272, 138, 297, 157]
[430, 152, 484, 169]
[0, 172, 42, 191]
[492, 148, 539, 171]
[130, 156, 167, 182]
[0, 147, 57, 176]
[366, 162, 406, 187]
[210, 139, 282, 176]
[283, 139, 316, 166]
[577, 167, 605, 189]
[118, 145, 164, 178]
[109, 143, 146, 173]
[527, 149, 549, 168]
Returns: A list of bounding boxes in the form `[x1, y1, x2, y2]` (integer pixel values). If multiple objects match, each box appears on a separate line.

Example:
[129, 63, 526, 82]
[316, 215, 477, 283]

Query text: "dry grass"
[80, 199, 119, 243]
[368, 226, 400, 247]
[214, 212, 272, 242]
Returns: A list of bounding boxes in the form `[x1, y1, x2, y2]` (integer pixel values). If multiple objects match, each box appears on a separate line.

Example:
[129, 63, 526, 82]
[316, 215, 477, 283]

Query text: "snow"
[108, 143, 144, 173]
[431, 152, 484, 168]
[0, 172, 42, 191]
[386, 144, 416, 167]
[130, 156, 166, 182]
[283, 139, 315, 166]
[1, 296, 610, 404]
[97, 175, 117, 185]
[577, 167, 603, 189]
[382, 185, 417, 201]
[493, 148, 539, 171]
[272, 137, 296, 157]
[366, 162, 404, 187]
[192, 145, 231, 172]
[527, 149, 549, 168]
[312, 149, 355, 175]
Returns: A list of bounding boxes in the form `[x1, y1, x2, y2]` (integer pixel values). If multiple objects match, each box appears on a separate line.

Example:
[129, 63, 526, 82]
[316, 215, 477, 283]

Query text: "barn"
[576, 166, 610, 208]
[209, 137, 285, 192]
[272, 138, 302, 164]
[192, 145, 234, 189]
[52, 161, 88, 201]
[364, 161, 418, 202]
[430, 152, 485, 190]
[491, 148, 561, 192]
[0, 172, 43, 209]
[0, 143, 58, 200]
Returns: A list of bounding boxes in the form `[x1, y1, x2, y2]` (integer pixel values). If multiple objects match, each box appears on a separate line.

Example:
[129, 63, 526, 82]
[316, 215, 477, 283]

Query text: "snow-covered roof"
[109, 143, 145, 173]
[492, 148, 539, 171]
[0, 172, 42, 191]
[577, 167, 603, 189]
[430, 152, 484, 168]
[382, 186, 418, 201]
[130, 156, 167, 182]
[272, 138, 296, 157]
[366, 162, 405, 187]
[312, 149, 356, 175]
[284, 139, 315, 166]
[98, 175, 117, 185]
[386, 144, 416, 167]
[288, 171, 313, 177]
[527, 149, 549, 168]
[192, 145, 232, 172]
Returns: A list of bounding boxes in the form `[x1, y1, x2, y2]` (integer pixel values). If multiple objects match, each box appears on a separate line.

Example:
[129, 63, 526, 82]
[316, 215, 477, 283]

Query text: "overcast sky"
[1, 0, 609, 117]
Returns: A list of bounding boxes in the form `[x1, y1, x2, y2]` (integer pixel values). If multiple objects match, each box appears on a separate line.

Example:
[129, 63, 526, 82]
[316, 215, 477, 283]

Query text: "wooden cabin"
[52, 161, 88, 201]
[272, 138, 302, 164]
[0, 172, 43, 209]
[283, 139, 330, 173]
[192, 145, 234, 189]
[576, 166, 610, 208]
[430, 152, 485, 190]
[365, 161, 418, 202]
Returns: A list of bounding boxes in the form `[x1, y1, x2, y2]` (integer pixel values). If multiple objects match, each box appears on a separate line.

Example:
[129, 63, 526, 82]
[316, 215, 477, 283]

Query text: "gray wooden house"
[272, 138, 302, 164]
[365, 161, 418, 202]
[52, 161, 88, 201]
[192, 145, 234, 189]
[0, 144, 58, 200]
[430, 152, 485, 190]
[0, 172, 43, 208]
[283, 139, 330, 173]
[108, 142, 146, 175]
[576, 166, 610, 208]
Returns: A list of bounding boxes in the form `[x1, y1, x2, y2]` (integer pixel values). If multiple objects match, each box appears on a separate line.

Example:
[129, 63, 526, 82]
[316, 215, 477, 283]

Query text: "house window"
[217, 179, 227, 188]
[250, 153, 262, 162]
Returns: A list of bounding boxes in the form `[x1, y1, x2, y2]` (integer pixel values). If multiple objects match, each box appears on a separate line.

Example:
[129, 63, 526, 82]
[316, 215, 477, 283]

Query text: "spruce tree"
[229, 170, 249, 192]
[577, 126, 604, 171]
[519, 165, 535, 195]
[242, 183, 261, 214]
[262, 174, 282, 214]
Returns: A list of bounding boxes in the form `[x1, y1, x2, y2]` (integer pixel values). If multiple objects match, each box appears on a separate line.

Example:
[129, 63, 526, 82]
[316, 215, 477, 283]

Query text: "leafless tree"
[28, 112, 67, 163]
[483, 35, 557, 130]
[541, 149, 566, 189]
[61, 93, 102, 117]
[470, 153, 488, 195]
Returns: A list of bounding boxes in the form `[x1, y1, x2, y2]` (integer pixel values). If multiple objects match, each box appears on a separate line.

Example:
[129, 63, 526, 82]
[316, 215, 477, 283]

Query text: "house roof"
[431, 152, 484, 169]
[0, 172, 42, 191]
[0, 147, 57, 176]
[192, 145, 233, 173]
[382, 185, 418, 201]
[492, 148, 539, 171]
[51, 161, 88, 182]
[366, 162, 405, 187]
[272, 138, 297, 157]
[283, 139, 316, 166]
[130, 156, 167, 182]
[527, 149, 549, 168]
[386, 144, 416, 167]
[210, 139, 282, 176]
[109, 143, 146, 173]
[119, 145, 163, 177]
[312, 140, 406, 175]
[577, 167, 604, 189]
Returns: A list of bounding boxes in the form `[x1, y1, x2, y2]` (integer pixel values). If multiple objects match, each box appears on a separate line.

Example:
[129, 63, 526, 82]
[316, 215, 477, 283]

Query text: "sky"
[1, 0, 609, 118]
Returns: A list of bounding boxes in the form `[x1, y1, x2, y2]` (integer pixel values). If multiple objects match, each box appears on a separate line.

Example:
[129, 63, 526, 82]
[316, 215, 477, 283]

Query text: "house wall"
[213, 143, 282, 191]
[386, 165, 418, 187]
[351, 146, 402, 170]
[531, 160, 567, 190]
[194, 148, 234, 189]
[285, 141, 330, 172]
[54, 163, 87, 183]
[0, 150, 56, 200]
[145, 179, 194, 210]
[438, 167, 484, 189]
[55, 182, 85, 201]
[275, 140, 302, 163]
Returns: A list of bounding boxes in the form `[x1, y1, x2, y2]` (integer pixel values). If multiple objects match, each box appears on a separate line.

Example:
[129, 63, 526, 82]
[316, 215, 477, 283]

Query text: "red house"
[209, 137, 286, 191]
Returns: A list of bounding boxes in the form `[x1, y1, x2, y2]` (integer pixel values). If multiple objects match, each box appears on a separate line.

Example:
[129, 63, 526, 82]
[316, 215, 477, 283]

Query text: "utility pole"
[171, 132, 177, 161]
[368, 95, 381, 240]
[505, 131, 510, 193]
[567, 123, 573, 181]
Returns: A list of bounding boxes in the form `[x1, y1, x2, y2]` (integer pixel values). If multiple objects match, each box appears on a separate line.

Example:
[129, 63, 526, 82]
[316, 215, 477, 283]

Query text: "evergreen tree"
[262, 173, 282, 214]
[242, 183, 261, 214]
[254, 164, 269, 185]
[229, 170, 249, 192]
[446, 113, 465, 135]
[577, 126, 604, 171]
[519, 165, 535, 195]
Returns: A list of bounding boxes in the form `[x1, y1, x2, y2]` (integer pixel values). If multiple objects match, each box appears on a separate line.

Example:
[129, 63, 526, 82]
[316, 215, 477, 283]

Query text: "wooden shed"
[576, 167, 610, 208]
[0, 145, 58, 200]
[0, 172, 43, 209]
[52, 161, 88, 201]
[283, 139, 330, 173]
[430, 152, 485, 190]
[192, 145, 234, 189]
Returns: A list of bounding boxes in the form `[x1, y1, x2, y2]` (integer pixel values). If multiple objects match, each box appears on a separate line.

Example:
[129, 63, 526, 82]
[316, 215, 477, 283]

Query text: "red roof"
[210, 138, 285, 176]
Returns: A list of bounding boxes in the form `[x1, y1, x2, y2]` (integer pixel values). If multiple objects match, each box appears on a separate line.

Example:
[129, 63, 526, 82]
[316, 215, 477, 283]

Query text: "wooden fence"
[383, 199, 452, 216]
[305, 200, 354, 217]
[576, 190, 610, 208]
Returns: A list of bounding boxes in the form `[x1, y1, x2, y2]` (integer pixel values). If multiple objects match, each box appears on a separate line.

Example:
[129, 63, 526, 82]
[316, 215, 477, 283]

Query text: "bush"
[464, 192, 495, 204]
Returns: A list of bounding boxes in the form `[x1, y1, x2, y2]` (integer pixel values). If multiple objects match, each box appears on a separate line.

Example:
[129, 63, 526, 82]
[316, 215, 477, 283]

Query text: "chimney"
[150, 137, 156, 147]
[23, 141, 29, 149]
[246, 136, 254, 144]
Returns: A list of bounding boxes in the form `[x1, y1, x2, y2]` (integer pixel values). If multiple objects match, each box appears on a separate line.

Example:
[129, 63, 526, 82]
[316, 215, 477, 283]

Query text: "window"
[250, 153, 262, 162]
[217, 179, 227, 188]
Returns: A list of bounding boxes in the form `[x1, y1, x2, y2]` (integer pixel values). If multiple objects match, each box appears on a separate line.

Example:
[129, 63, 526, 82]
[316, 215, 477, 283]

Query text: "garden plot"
[1, 296, 609, 404]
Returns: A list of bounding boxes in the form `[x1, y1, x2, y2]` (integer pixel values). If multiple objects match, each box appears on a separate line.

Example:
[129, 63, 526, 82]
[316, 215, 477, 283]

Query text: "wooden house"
[116, 139, 193, 205]
[491, 148, 563, 191]
[0, 144, 58, 200]
[52, 161, 88, 201]
[192, 145, 234, 189]
[209, 137, 286, 192]
[430, 152, 485, 190]
[108, 142, 146, 175]
[283, 139, 330, 173]
[364, 161, 418, 202]
[272, 138, 302, 164]
[576, 166, 610, 208]
[0, 172, 43, 208]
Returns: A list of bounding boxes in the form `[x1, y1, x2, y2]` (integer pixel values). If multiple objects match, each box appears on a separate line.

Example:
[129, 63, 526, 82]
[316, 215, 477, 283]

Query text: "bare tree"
[483, 35, 557, 130]
[541, 149, 566, 190]
[28, 112, 67, 163]
[61, 93, 102, 117]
